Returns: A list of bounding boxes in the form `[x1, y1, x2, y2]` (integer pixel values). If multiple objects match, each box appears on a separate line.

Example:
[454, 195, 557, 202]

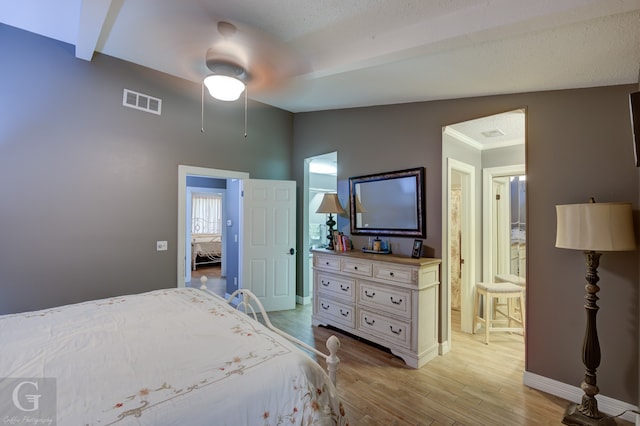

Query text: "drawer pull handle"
[339, 309, 349, 317]
[321, 280, 330, 286]
[389, 272, 394, 276]
[389, 326, 402, 335]
[340, 285, 350, 292]
[321, 303, 330, 310]
[325, 261, 330, 265]
[390, 296, 403, 305]
[364, 317, 375, 326]
[364, 290, 376, 298]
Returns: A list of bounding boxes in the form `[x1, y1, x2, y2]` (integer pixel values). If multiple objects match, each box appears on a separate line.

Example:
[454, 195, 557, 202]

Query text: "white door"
[493, 177, 511, 278]
[240, 179, 296, 311]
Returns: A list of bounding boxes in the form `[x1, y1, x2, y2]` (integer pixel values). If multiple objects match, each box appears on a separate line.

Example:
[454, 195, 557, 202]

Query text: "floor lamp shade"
[555, 202, 635, 252]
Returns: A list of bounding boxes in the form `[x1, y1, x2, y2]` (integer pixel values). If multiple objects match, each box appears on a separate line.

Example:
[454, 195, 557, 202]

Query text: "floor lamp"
[555, 199, 636, 426]
[316, 193, 345, 250]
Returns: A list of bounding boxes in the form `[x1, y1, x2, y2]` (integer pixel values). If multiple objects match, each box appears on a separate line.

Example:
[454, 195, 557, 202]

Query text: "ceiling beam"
[75, 0, 113, 61]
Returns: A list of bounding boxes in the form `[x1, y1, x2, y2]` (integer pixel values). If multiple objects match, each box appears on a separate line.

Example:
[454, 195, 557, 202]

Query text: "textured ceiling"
[2, 0, 639, 124]
[446, 109, 526, 150]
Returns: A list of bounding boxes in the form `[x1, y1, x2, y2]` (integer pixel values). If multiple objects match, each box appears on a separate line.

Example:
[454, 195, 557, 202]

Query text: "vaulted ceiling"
[2, 0, 639, 115]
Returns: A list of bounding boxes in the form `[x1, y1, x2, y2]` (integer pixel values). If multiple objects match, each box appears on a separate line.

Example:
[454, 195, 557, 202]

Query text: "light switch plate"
[156, 241, 168, 251]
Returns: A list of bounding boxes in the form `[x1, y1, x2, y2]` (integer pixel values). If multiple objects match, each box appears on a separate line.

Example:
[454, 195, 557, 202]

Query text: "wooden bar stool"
[473, 282, 525, 344]
[494, 274, 526, 318]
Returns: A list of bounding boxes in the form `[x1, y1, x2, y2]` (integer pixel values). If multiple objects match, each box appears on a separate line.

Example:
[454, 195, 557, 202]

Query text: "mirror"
[491, 174, 526, 280]
[509, 175, 526, 278]
[349, 167, 426, 237]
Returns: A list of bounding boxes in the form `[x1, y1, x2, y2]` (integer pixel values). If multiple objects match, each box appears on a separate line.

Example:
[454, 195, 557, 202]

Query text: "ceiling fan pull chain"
[200, 81, 205, 133]
[244, 88, 248, 138]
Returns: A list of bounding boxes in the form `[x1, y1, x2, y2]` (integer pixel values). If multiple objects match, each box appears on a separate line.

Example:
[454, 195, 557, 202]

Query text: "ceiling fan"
[200, 20, 308, 136]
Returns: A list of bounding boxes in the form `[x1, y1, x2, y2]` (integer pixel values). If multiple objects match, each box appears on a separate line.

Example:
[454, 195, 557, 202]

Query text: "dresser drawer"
[341, 259, 372, 277]
[358, 281, 411, 319]
[316, 272, 355, 300]
[316, 296, 355, 328]
[373, 264, 416, 285]
[314, 254, 341, 271]
[359, 309, 411, 349]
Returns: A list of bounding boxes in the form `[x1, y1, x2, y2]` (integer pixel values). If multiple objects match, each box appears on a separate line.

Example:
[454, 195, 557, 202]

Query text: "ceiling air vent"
[122, 89, 162, 115]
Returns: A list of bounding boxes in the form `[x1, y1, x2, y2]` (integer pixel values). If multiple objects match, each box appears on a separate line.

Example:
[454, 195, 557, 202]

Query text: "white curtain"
[191, 194, 222, 234]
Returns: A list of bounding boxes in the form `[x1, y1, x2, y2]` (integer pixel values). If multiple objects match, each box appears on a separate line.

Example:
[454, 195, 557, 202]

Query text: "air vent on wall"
[122, 89, 162, 115]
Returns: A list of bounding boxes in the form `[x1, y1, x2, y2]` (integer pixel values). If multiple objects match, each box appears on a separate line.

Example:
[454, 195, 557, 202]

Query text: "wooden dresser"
[311, 249, 441, 368]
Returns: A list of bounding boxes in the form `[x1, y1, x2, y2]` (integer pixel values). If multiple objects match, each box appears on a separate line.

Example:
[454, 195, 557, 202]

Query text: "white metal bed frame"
[226, 288, 341, 385]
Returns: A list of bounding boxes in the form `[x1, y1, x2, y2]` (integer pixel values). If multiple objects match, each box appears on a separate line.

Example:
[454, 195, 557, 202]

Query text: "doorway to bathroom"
[301, 152, 338, 305]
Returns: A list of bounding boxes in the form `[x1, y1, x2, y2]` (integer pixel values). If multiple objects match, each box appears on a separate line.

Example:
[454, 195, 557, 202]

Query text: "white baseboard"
[296, 295, 311, 305]
[523, 371, 639, 424]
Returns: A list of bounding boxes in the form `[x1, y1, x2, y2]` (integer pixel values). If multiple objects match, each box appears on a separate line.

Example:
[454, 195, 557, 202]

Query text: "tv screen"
[630, 91, 640, 167]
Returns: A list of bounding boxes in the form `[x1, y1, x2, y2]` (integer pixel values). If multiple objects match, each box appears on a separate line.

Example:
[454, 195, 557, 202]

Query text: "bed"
[191, 233, 222, 270]
[0, 287, 347, 425]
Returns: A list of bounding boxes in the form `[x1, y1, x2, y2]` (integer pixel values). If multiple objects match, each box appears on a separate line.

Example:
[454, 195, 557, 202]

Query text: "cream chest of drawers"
[312, 249, 441, 368]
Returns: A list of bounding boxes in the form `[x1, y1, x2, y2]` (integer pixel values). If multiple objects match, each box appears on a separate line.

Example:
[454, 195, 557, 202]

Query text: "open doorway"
[442, 109, 526, 352]
[445, 159, 476, 339]
[301, 152, 337, 305]
[178, 166, 298, 312]
[177, 166, 249, 294]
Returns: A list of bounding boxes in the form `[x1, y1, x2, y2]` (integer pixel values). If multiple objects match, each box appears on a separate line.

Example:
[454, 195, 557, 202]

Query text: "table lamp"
[316, 193, 345, 250]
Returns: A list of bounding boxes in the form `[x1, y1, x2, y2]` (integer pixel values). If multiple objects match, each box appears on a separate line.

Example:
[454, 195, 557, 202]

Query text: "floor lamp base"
[562, 403, 616, 426]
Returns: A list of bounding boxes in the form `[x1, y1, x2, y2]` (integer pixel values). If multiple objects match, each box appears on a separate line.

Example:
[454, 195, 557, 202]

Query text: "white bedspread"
[0, 288, 348, 425]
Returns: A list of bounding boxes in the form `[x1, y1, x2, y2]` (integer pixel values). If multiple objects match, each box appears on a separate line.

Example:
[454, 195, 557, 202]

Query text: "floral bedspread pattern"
[1, 288, 348, 425]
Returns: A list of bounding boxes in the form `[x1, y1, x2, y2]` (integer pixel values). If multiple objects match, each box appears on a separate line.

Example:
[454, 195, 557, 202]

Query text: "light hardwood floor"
[266, 304, 631, 426]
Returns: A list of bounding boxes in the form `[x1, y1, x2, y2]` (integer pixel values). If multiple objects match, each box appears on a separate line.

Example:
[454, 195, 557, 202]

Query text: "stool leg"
[492, 296, 498, 323]
[472, 290, 479, 334]
[484, 292, 490, 344]
[519, 293, 525, 336]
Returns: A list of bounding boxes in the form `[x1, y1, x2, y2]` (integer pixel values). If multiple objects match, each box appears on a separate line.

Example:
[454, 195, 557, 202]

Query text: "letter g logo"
[12, 380, 41, 412]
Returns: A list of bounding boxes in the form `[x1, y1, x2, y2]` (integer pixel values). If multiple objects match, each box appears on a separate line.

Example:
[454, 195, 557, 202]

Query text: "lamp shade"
[316, 193, 345, 214]
[203, 75, 245, 101]
[555, 202, 636, 251]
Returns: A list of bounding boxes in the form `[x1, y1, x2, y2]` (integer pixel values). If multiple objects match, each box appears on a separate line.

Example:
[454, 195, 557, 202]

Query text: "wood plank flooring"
[266, 304, 630, 426]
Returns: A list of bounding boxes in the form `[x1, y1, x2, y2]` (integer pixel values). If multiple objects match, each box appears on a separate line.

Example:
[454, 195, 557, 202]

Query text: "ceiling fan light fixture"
[203, 74, 245, 101]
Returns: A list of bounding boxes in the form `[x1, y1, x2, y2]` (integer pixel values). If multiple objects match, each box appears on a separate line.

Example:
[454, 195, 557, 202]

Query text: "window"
[191, 193, 222, 234]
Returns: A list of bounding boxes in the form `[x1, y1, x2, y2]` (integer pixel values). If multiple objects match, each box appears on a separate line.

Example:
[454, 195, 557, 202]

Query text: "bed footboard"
[226, 289, 340, 385]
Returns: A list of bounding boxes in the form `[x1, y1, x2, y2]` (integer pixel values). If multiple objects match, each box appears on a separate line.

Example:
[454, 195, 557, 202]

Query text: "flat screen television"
[349, 167, 426, 238]
[630, 91, 640, 167]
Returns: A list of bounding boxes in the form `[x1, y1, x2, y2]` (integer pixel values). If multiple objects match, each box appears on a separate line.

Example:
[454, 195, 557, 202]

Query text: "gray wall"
[482, 143, 526, 168]
[292, 88, 639, 404]
[0, 24, 293, 313]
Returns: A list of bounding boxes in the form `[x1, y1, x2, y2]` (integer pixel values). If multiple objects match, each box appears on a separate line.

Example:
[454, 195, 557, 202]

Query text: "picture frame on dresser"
[411, 239, 423, 258]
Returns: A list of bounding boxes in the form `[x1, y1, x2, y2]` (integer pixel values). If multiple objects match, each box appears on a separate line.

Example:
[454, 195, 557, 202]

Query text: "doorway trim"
[481, 164, 525, 283]
[177, 165, 249, 288]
